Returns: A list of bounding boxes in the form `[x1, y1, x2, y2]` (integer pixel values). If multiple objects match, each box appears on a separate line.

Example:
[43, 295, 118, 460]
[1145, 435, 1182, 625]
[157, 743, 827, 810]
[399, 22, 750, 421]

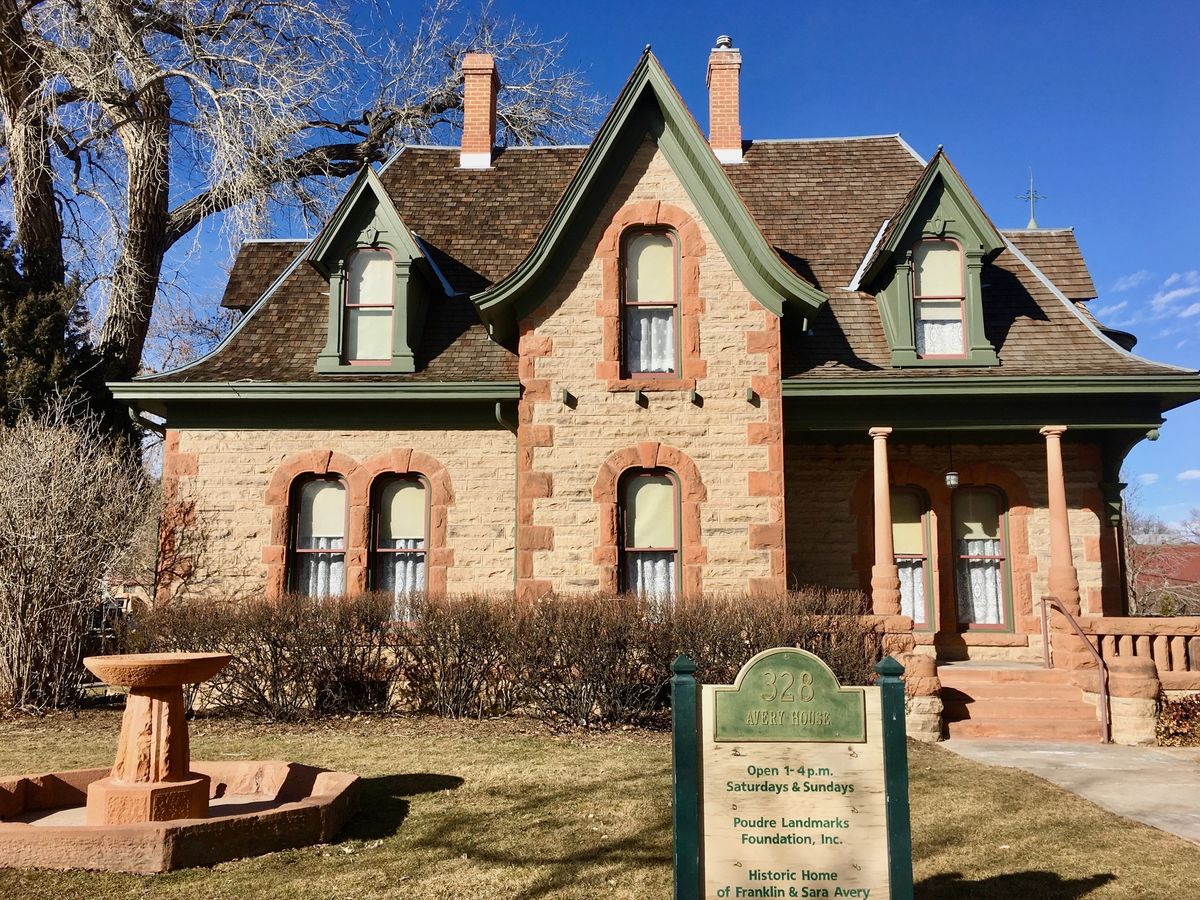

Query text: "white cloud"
[1094, 300, 1128, 317]
[1137, 473, 1160, 486]
[1177, 470, 1200, 481]
[1149, 271, 1200, 315]
[1182, 302, 1200, 318]
[1113, 270, 1152, 292]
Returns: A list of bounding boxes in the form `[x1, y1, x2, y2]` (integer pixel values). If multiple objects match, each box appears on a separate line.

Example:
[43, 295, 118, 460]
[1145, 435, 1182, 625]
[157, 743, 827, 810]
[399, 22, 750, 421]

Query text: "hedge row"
[137, 589, 884, 728]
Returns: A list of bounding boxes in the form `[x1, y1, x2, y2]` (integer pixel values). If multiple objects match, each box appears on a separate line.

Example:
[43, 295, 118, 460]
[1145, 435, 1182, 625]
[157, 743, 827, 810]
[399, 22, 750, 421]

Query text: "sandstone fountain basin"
[0, 652, 358, 874]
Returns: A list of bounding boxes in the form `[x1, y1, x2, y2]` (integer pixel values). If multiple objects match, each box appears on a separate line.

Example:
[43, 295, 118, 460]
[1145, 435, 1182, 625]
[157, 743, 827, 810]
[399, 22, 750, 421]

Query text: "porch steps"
[938, 664, 1101, 742]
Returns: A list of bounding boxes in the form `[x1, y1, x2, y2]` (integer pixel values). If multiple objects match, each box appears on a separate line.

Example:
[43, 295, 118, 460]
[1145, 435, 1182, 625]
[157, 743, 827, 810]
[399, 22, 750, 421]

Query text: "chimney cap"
[714, 35, 733, 49]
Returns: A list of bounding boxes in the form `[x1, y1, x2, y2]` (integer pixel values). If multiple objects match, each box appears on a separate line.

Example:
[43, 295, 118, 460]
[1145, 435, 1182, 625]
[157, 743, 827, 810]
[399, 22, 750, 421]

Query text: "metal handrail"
[1040, 594, 1111, 744]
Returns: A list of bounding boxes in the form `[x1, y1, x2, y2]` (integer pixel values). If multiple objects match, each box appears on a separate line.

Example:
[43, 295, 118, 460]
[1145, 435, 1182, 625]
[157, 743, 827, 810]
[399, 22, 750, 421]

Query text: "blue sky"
[180, 0, 1200, 522]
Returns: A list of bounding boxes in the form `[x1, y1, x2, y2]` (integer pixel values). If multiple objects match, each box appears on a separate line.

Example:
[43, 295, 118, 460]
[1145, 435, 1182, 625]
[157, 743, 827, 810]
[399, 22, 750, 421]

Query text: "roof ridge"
[1003, 227, 1075, 234]
[243, 237, 308, 244]
[744, 134, 903, 144]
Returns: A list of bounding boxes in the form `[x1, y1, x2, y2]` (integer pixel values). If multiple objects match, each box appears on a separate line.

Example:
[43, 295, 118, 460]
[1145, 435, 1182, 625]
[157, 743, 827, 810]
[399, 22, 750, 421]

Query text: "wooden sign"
[672, 650, 913, 900]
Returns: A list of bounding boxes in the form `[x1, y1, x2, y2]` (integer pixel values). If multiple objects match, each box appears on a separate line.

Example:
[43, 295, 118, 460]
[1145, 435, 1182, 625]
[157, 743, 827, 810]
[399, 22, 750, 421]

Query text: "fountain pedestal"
[82, 653, 231, 826]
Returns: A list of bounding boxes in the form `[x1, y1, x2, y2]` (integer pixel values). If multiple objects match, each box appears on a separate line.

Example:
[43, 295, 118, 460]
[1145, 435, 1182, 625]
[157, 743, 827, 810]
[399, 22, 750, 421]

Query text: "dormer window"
[912, 239, 966, 358]
[344, 249, 394, 363]
[622, 231, 678, 376]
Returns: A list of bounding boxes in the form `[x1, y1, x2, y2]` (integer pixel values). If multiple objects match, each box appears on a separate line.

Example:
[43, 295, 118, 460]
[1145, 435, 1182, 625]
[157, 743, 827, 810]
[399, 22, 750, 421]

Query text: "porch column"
[869, 427, 901, 616]
[1040, 425, 1081, 616]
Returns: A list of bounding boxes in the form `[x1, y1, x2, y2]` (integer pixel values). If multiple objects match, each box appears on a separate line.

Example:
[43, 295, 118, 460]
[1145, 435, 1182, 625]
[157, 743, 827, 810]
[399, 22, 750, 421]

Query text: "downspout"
[495, 401, 519, 589]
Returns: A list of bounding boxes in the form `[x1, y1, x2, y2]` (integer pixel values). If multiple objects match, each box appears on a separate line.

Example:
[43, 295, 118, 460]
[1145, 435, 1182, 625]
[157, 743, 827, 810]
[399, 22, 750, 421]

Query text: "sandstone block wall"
[165, 427, 515, 599]
[518, 139, 783, 596]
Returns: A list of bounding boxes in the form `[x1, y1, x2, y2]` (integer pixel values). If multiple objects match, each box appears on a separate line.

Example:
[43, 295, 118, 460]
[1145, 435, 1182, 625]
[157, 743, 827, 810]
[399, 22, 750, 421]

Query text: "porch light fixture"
[945, 444, 959, 489]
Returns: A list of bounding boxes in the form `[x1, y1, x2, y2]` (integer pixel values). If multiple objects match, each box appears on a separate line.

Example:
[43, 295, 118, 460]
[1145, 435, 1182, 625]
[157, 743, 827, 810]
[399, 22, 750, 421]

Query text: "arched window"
[953, 487, 1010, 628]
[619, 469, 679, 609]
[892, 488, 932, 629]
[344, 249, 394, 363]
[622, 231, 678, 375]
[372, 476, 428, 619]
[290, 477, 347, 597]
[912, 239, 965, 358]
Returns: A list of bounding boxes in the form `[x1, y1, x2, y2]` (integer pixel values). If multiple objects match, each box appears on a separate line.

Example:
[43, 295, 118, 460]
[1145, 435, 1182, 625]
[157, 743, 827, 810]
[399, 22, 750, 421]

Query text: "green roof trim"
[859, 149, 1006, 288]
[471, 51, 827, 341]
[783, 374, 1200, 402]
[110, 380, 520, 404]
[305, 167, 423, 275]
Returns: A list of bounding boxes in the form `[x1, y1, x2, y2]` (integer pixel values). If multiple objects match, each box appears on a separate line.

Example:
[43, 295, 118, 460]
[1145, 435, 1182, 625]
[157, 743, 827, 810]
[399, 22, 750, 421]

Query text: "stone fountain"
[84, 652, 231, 825]
[0, 652, 359, 873]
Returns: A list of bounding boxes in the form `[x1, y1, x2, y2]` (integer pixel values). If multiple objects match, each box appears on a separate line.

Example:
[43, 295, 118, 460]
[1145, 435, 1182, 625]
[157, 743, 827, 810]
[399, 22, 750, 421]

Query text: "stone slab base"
[86, 774, 209, 825]
[0, 761, 358, 873]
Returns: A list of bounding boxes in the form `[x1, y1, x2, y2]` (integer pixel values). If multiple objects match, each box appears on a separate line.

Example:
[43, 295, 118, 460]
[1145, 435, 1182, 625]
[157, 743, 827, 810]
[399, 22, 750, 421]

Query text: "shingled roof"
[1002, 228, 1097, 301]
[149, 132, 1177, 385]
[220, 240, 307, 311]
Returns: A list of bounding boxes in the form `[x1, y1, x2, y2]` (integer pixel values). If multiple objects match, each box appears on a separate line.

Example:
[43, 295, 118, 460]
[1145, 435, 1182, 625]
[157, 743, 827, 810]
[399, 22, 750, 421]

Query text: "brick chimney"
[460, 52, 498, 169]
[706, 35, 742, 164]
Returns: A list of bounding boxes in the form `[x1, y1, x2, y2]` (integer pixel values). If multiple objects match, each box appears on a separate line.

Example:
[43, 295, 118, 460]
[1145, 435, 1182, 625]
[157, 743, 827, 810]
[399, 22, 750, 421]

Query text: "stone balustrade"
[1078, 617, 1200, 693]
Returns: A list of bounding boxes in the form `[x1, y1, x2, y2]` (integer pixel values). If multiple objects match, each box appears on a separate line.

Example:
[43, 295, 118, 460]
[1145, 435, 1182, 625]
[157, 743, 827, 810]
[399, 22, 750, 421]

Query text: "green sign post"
[672, 649, 914, 900]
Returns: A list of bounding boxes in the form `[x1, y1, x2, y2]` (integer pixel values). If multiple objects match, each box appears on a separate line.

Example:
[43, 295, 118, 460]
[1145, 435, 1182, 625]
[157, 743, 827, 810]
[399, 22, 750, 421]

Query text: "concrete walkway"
[942, 739, 1200, 845]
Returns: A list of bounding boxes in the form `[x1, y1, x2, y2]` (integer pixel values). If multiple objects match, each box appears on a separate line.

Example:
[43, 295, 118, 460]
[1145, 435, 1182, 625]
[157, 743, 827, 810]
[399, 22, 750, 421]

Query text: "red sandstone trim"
[516, 327, 555, 601]
[592, 443, 707, 597]
[262, 448, 454, 598]
[595, 201, 708, 390]
[744, 309, 787, 595]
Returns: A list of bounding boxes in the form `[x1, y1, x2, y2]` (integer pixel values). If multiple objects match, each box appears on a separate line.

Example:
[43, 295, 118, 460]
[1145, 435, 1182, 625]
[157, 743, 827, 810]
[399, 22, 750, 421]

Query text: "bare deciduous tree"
[0, 398, 146, 710]
[0, 0, 601, 385]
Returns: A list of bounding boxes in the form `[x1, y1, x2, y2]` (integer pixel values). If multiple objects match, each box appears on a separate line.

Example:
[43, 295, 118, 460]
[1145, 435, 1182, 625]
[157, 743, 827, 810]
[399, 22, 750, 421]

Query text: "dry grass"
[1, 712, 1198, 899]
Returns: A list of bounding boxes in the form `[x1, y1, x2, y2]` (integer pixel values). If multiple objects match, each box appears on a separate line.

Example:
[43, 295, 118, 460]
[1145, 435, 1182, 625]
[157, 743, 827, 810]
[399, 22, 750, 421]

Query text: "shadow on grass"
[342, 773, 465, 841]
[918, 871, 1116, 899]
[405, 767, 672, 900]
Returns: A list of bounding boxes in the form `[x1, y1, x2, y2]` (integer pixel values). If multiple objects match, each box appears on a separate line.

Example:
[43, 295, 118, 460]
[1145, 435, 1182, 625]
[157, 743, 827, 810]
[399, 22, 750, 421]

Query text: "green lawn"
[0, 712, 1197, 899]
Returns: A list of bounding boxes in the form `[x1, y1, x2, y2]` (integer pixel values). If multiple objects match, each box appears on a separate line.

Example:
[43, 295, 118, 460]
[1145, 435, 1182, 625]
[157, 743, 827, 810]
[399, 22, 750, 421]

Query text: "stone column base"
[899, 653, 943, 742]
[85, 774, 210, 826]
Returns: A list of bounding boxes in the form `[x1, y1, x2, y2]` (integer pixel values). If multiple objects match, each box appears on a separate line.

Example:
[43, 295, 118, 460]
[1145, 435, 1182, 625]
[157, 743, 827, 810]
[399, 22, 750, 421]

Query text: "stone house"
[112, 42, 1200, 741]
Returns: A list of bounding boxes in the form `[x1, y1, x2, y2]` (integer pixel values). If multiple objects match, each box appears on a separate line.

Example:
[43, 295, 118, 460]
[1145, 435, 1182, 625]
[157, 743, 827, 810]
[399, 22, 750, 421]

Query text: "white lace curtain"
[625, 308, 674, 373]
[956, 539, 1003, 625]
[625, 550, 675, 613]
[915, 304, 964, 356]
[896, 558, 926, 627]
[296, 537, 345, 598]
[376, 538, 426, 620]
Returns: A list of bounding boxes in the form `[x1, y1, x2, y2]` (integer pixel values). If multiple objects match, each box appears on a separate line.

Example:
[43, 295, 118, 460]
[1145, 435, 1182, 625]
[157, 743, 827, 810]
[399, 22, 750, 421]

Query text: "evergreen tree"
[0, 224, 110, 427]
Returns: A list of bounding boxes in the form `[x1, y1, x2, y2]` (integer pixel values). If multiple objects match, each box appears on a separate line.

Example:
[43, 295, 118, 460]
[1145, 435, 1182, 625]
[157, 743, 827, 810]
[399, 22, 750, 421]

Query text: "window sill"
[607, 377, 695, 393]
[315, 353, 416, 374]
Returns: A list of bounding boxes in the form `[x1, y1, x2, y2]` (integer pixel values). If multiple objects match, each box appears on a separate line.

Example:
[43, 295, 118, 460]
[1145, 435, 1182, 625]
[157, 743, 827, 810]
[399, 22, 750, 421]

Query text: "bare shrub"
[144, 593, 402, 719]
[0, 400, 147, 710]
[398, 594, 521, 719]
[514, 594, 672, 728]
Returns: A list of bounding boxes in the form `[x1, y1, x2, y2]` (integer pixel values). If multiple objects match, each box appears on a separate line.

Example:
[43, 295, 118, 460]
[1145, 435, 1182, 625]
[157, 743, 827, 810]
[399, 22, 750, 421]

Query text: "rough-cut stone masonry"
[518, 138, 784, 597]
[164, 428, 515, 599]
[785, 439, 1116, 638]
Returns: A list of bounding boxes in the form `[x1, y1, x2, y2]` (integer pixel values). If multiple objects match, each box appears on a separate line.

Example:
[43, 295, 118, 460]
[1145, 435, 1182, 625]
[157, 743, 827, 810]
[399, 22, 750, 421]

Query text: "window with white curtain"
[912, 240, 966, 358]
[622, 231, 678, 375]
[891, 489, 930, 629]
[953, 488, 1008, 628]
[373, 477, 427, 620]
[344, 249, 394, 362]
[292, 478, 346, 598]
[620, 470, 678, 612]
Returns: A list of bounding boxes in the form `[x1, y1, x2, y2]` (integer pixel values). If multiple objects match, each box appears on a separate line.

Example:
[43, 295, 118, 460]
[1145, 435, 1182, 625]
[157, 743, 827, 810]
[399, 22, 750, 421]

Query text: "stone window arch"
[593, 442, 706, 597]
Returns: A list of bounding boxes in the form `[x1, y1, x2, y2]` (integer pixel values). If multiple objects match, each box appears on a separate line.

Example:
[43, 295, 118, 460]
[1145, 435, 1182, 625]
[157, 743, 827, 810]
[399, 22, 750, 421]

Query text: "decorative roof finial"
[715, 35, 733, 49]
[1018, 168, 1046, 229]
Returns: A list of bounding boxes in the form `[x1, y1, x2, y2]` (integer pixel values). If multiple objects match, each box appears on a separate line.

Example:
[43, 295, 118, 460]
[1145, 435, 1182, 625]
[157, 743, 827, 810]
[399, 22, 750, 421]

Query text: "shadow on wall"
[918, 871, 1116, 899]
[341, 773, 465, 841]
